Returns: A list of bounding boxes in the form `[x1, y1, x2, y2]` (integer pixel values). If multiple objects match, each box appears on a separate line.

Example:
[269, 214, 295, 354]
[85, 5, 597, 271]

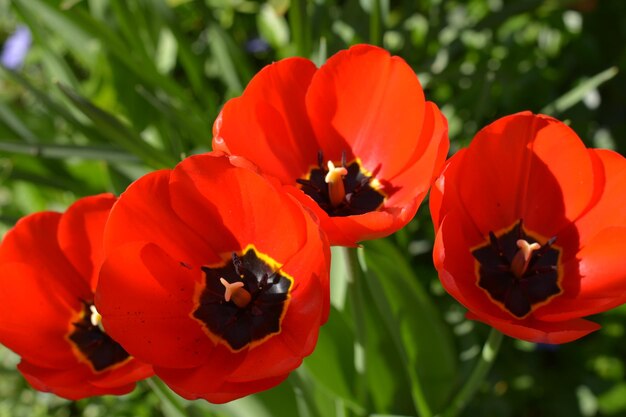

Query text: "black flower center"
[68, 302, 130, 372]
[472, 220, 562, 318]
[192, 246, 293, 351]
[296, 151, 385, 217]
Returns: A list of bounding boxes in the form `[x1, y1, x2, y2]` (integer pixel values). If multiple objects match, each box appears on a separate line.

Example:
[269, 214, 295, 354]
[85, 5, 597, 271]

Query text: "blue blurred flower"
[245, 37, 270, 54]
[536, 343, 560, 352]
[1, 25, 32, 70]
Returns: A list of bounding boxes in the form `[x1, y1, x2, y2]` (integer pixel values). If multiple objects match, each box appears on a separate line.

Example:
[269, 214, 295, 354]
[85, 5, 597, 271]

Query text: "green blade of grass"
[541, 66, 619, 115]
[0, 140, 139, 162]
[57, 83, 176, 168]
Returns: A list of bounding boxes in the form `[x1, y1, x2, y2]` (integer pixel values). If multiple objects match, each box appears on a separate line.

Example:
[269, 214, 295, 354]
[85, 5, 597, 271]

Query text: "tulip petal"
[536, 227, 626, 321]
[570, 149, 626, 244]
[433, 211, 510, 320]
[169, 153, 309, 262]
[205, 373, 289, 404]
[97, 242, 212, 369]
[0, 262, 78, 368]
[212, 58, 319, 182]
[57, 194, 116, 290]
[103, 169, 212, 267]
[456, 112, 595, 238]
[0, 212, 90, 300]
[18, 360, 135, 400]
[466, 311, 600, 344]
[306, 44, 426, 180]
[386, 102, 449, 208]
[154, 343, 247, 398]
[429, 149, 467, 231]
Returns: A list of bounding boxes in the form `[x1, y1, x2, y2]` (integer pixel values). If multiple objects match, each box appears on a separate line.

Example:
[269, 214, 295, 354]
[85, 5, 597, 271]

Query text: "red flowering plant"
[430, 112, 626, 344]
[0, 194, 153, 400]
[212, 44, 449, 246]
[95, 152, 330, 403]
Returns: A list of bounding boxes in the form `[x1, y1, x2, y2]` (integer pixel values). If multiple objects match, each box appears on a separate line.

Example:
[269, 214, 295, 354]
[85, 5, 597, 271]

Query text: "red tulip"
[0, 194, 153, 399]
[213, 44, 449, 246]
[430, 112, 626, 343]
[96, 152, 330, 403]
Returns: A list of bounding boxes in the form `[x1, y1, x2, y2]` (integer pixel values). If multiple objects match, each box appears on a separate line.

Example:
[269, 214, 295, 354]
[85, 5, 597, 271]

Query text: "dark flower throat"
[193, 248, 292, 351]
[472, 220, 562, 318]
[296, 151, 385, 217]
[69, 301, 130, 372]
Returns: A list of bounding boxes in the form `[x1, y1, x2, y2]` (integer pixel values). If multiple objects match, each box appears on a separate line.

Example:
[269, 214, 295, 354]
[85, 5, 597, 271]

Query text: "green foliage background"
[0, 0, 625, 416]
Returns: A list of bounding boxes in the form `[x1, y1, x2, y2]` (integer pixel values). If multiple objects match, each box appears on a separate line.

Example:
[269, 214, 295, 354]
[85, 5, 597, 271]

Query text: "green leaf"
[541, 66, 619, 115]
[57, 83, 175, 168]
[146, 379, 189, 417]
[156, 27, 179, 74]
[330, 246, 349, 310]
[598, 383, 626, 415]
[206, 24, 253, 96]
[0, 141, 139, 162]
[0, 103, 37, 144]
[303, 307, 357, 406]
[0, 66, 118, 146]
[194, 393, 277, 417]
[362, 239, 458, 415]
[258, 3, 290, 49]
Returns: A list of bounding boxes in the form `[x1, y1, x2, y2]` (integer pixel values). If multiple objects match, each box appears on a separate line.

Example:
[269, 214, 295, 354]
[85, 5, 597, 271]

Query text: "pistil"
[324, 161, 348, 207]
[89, 304, 105, 332]
[220, 277, 252, 308]
[510, 239, 541, 278]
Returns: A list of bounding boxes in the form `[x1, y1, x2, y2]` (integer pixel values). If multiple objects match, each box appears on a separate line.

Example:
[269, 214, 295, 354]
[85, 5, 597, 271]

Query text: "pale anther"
[511, 239, 542, 278]
[89, 304, 104, 332]
[324, 161, 348, 207]
[220, 277, 252, 308]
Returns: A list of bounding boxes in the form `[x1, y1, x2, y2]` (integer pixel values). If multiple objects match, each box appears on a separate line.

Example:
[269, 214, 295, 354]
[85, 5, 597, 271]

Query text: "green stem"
[0, 141, 139, 162]
[289, 0, 310, 57]
[290, 368, 323, 417]
[146, 377, 188, 417]
[439, 328, 504, 417]
[369, 0, 382, 46]
[343, 246, 368, 413]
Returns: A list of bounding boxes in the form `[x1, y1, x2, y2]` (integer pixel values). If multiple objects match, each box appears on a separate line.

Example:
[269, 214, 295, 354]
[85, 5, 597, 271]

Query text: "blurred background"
[1, 0, 625, 416]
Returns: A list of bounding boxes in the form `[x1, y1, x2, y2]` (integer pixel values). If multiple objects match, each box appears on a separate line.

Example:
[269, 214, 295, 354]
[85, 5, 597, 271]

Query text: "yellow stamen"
[510, 239, 541, 278]
[89, 304, 104, 332]
[324, 160, 348, 207]
[220, 277, 252, 308]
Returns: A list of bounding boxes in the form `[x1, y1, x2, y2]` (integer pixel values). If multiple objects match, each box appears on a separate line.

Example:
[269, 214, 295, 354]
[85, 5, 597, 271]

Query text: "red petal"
[535, 150, 626, 321]
[456, 112, 595, 238]
[159, 356, 288, 404]
[169, 153, 309, 262]
[229, 244, 328, 383]
[285, 183, 402, 246]
[202, 373, 289, 403]
[433, 211, 509, 320]
[570, 149, 626, 244]
[212, 58, 318, 183]
[307, 44, 427, 180]
[154, 343, 247, 398]
[0, 212, 91, 300]
[535, 227, 626, 321]
[429, 149, 467, 230]
[103, 169, 213, 267]
[57, 194, 116, 291]
[227, 337, 304, 384]
[466, 311, 600, 344]
[310, 104, 448, 246]
[97, 242, 212, 369]
[385, 102, 449, 207]
[18, 360, 135, 400]
[0, 262, 79, 368]
[89, 359, 153, 389]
